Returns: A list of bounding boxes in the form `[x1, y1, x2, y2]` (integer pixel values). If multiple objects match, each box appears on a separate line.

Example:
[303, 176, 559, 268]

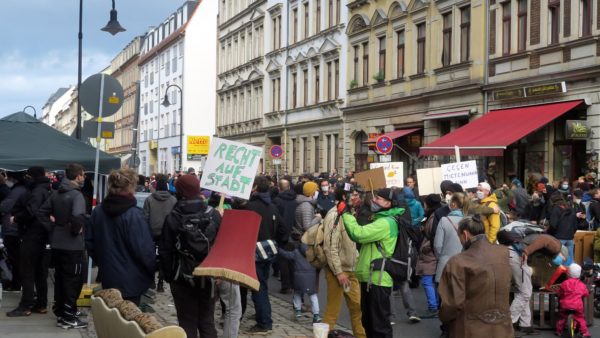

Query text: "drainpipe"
[483, 0, 490, 115]
[283, 0, 290, 174]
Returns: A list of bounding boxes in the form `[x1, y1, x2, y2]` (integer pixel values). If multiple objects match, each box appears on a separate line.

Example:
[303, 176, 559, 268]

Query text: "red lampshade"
[194, 209, 261, 291]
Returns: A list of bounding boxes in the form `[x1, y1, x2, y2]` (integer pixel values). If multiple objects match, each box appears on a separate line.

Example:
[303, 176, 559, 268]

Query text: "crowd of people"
[1, 163, 600, 338]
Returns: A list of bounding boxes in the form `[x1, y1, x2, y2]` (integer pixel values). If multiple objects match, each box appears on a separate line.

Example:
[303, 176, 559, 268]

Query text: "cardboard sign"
[200, 137, 263, 200]
[416, 167, 443, 196]
[441, 160, 479, 189]
[354, 167, 387, 192]
[370, 162, 404, 188]
[188, 135, 211, 155]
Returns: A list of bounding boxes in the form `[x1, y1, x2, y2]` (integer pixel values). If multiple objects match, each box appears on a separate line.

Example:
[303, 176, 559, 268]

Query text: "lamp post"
[162, 84, 183, 172]
[76, 0, 126, 140]
[22, 105, 37, 119]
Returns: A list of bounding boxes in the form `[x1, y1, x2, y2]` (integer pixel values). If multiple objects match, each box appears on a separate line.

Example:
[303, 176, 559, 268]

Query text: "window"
[303, 69, 308, 106]
[336, 0, 341, 25]
[396, 30, 405, 78]
[292, 8, 298, 43]
[460, 7, 470, 62]
[314, 65, 320, 103]
[165, 50, 171, 76]
[172, 48, 177, 73]
[272, 17, 279, 50]
[417, 23, 426, 73]
[442, 13, 452, 66]
[327, 61, 332, 100]
[378, 36, 386, 79]
[271, 78, 280, 111]
[292, 138, 297, 173]
[549, 2, 560, 44]
[314, 136, 320, 172]
[362, 42, 369, 85]
[302, 137, 309, 172]
[292, 72, 298, 108]
[329, 0, 333, 27]
[304, 3, 309, 39]
[334, 59, 339, 99]
[316, 1, 321, 33]
[502, 3, 511, 55]
[353, 45, 360, 82]
[517, 0, 527, 51]
[582, 0, 592, 36]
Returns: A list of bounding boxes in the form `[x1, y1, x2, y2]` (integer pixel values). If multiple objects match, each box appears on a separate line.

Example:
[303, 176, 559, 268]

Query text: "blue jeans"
[421, 275, 438, 310]
[251, 261, 272, 329]
[560, 239, 574, 266]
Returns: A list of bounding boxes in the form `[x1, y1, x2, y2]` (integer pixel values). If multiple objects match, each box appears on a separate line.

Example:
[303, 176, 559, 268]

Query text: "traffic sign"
[79, 73, 124, 118]
[270, 145, 283, 159]
[375, 135, 393, 154]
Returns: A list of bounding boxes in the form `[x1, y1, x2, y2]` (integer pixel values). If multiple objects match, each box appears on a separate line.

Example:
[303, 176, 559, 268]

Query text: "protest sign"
[370, 162, 404, 188]
[416, 167, 443, 196]
[355, 167, 387, 192]
[200, 137, 263, 200]
[441, 160, 479, 189]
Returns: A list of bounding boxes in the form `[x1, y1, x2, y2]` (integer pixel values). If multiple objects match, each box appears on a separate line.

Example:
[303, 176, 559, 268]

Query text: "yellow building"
[344, 0, 486, 175]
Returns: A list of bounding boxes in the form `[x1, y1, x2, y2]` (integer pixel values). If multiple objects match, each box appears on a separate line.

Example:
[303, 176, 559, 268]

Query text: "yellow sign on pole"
[187, 136, 210, 156]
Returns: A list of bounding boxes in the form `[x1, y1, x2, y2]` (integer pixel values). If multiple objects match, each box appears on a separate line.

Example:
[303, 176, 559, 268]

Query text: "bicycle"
[563, 309, 578, 338]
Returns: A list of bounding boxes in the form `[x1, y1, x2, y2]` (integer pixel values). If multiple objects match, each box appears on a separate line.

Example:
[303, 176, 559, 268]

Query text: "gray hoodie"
[143, 191, 177, 238]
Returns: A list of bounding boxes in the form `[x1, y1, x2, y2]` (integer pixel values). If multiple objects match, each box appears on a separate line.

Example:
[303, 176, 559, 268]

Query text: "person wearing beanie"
[294, 181, 321, 237]
[547, 192, 578, 266]
[476, 182, 501, 243]
[555, 263, 591, 337]
[403, 187, 424, 228]
[511, 179, 530, 220]
[143, 174, 177, 292]
[159, 173, 223, 338]
[302, 181, 319, 198]
[340, 187, 409, 336]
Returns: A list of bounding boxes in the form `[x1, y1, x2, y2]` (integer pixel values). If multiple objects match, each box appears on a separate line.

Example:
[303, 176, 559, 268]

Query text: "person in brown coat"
[438, 215, 514, 338]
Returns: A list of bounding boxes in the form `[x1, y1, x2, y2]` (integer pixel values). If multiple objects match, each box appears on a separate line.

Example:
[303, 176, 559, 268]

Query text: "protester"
[477, 182, 501, 243]
[143, 174, 177, 292]
[510, 179, 530, 219]
[316, 179, 335, 217]
[7, 167, 51, 316]
[342, 188, 405, 338]
[322, 188, 365, 338]
[37, 163, 88, 329]
[349, 186, 372, 225]
[433, 193, 465, 284]
[294, 181, 321, 237]
[415, 194, 441, 319]
[159, 174, 222, 338]
[403, 187, 424, 228]
[86, 169, 156, 305]
[273, 179, 297, 294]
[589, 188, 600, 229]
[547, 193, 578, 266]
[438, 215, 513, 338]
[555, 263, 591, 337]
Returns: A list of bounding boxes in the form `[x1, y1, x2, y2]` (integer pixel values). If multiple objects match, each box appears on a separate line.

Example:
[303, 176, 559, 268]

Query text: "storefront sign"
[200, 137, 263, 200]
[494, 88, 525, 100]
[441, 160, 479, 189]
[188, 136, 211, 156]
[565, 120, 590, 139]
[370, 162, 404, 188]
[525, 82, 566, 97]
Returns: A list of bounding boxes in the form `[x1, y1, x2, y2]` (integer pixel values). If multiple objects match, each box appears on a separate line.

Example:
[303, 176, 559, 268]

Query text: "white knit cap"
[568, 263, 582, 279]
[478, 182, 491, 192]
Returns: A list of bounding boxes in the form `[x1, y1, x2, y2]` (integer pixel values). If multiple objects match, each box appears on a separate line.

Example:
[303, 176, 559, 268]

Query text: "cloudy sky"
[0, 0, 187, 118]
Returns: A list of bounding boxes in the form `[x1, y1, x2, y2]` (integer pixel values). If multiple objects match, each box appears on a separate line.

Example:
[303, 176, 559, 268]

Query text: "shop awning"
[419, 100, 584, 157]
[364, 128, 421, 143]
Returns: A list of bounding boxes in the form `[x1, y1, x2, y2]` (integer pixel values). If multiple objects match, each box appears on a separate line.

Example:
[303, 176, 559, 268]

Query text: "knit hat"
[302, 181, 318, 197]
[375, 188, 395, 201]
[424, 194, 442, 209]
[478, 182, 491, 192]
[568, 263, 582, 279]
[402, 187, 415, 199]
[511, 178, 523, 188]
[176, 175, 200, 199]
[448, 183, 464, 193]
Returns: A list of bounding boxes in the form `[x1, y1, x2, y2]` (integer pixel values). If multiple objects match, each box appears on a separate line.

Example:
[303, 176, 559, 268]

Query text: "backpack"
[302, 219, 327, 269]
[485, 201, 509, 228]
[173, 206, 218, 286]
[371, 213, 419, 283]
[497, 221, 544, 246]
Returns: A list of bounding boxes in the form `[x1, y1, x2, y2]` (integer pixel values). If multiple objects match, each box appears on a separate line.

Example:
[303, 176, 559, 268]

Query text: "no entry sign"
[375, 135, 393, 155]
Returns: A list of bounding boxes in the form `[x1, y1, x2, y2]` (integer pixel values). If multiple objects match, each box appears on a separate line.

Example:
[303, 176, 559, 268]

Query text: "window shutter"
[530, 0, 540, 45]
[564, 0, 571, 37]
[489, 9, 496, 54]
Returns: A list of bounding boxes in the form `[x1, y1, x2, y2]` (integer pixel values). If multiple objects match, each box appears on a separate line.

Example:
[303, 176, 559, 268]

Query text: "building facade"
[137, 0, 217, 176]
[344, 0, 486, 177]
[41, 87, 71, 128]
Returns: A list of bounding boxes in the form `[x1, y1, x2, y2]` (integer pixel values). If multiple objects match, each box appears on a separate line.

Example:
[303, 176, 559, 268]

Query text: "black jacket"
[14, 177, 52, 238]
[247, 192, 287, 243]
[86, 194, 156, 298]
[159, 199, 222, 284]
[0, 184, 29, 237]
[590, 199, 600, 224]
[548, 205, 578, 240]
[0, 183, 10, 205]
[316, 193, 335, 217]
[273, 189, 297, 241]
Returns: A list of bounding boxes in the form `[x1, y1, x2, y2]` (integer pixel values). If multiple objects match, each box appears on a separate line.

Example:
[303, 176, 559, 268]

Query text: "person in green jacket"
[342, 188, 404, 338]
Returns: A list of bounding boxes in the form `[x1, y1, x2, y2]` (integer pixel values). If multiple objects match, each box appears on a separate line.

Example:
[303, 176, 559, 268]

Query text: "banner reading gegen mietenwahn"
[187, 136, 211, 155]
[441, 160, 479, 189]
[200, 137, 262, 200]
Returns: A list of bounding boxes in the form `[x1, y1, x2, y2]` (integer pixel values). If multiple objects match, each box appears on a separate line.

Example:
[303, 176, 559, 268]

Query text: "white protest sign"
[416, 167, 442, 196]
[200, 137, 263, 200]
[441, 160, 479, 189]
[370, 162, 404, 188]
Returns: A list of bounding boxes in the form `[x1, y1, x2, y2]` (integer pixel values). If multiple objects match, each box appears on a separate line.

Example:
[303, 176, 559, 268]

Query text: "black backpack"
[371, 213, 419, 283]
[173, 206, 218, 286]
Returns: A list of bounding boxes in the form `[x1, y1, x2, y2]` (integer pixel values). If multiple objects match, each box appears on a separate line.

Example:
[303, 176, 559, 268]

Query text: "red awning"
[419, 100, 584, 156]
[364, 128, 421, 143]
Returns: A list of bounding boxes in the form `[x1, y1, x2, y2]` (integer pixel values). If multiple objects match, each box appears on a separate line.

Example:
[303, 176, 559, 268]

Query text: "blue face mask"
[552, 254, 564, 266]
[370, 201, 383, 213]
[561, 184, 569, 190]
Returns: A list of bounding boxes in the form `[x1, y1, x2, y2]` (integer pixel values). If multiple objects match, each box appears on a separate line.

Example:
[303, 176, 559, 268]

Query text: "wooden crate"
[530, 291, 594, 329]
[574, 231, 595, 265]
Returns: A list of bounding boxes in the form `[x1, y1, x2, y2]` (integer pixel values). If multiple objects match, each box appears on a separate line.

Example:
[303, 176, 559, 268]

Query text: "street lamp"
[162, 84, 183, 172]
[76, 0, 126, 140]
[22, 105, 37, 119]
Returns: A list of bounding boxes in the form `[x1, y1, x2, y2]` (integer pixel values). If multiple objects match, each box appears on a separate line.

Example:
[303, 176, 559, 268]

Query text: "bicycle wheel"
[565, 314, 576, 338]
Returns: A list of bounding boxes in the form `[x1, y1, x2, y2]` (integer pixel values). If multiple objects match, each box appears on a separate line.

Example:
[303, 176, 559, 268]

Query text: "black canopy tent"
[0, 112, 120, 174]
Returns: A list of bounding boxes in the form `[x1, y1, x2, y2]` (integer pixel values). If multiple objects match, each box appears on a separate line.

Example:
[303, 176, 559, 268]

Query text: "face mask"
[5, 181, 14, 188]
[321, 186, 329, 193]
[574, 199, 581, 204]
[445, 194, 452, 204]
[370, 201, 382, 213]
[561, 184, 569, 190]
[476, 191, 485, 200]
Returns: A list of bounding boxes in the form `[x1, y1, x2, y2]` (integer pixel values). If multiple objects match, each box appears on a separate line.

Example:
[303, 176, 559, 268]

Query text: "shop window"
[355, 133, 369, 172]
